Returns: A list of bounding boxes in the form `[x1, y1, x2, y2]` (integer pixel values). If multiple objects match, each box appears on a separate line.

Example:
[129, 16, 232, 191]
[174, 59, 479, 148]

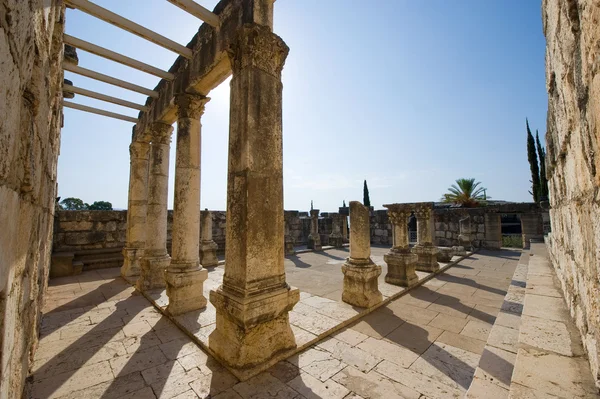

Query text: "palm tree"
[441, 178, 487, 207]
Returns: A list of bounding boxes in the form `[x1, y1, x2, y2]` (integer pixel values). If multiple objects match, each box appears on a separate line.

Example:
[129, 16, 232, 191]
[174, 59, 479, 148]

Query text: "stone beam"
[63, 83, 149, 111]
[63, 101, 137, 123]
[167, 0, 220, 27]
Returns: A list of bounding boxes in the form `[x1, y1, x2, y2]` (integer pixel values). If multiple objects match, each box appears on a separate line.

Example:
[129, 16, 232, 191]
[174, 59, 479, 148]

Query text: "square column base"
[342, 258, 383, 308]
[384, 250, 419, 287]
[412, 245, 440, 272]
[329, 235, 344, 248]
[121, 247, 143, 277]
[200, 240, 219, 267]
[452, 246, 467, 256]
[165, 266, 208, 315]
[307, 234, 322, 250]
[209, 286, 299, 371]
[285, 240, 295, 256]
[138, 254, 169, 291]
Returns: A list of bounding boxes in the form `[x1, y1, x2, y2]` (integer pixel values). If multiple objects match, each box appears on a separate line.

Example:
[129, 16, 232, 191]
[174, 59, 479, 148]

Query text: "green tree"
[536, 130, 549, 201]
[88, 201, 113, 210]
[60, 197, 88, 210]
[363, 180, 371, 207]
[441, 178, 487, 207]
[526, 119, 541, 203]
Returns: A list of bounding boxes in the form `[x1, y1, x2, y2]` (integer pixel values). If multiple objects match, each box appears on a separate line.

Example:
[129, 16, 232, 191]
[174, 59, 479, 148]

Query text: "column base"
[200, 240, 219, 267]
[137, 254, 170, 291]
[452, 246, 467, 256]
[458, 235, 472, 250]
[329, 234, 344, 248]
[342, 258, 383, 308]
[165, 266, 208, 315]
[307, 234, 322, 251]
[121, 247, 143, 277]
[284, 240, 295, 256]
[413, 245, 440, 272]
[437, 247, 454, 262]
[209, 285, 299, 371]
[384, 249, 419, 287]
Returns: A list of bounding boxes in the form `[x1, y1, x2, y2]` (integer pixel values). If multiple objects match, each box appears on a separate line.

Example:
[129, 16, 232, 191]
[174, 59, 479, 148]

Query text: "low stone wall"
[434, 209, 486, 247]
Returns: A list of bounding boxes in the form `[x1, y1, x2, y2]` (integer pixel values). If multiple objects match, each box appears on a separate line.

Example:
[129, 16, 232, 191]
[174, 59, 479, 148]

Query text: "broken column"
[122, 131, 151, 278]
[458, 215, 472, 250]
[307, 209, 322, 250]
[138, 122, 173, 291]
[200, 209, 219, 267]
[342, 216, 349, 243]
[383, 203, 419, 286]
[484, 212, 502, 249]
[209, 24, 299, 372]
[165, 94, 209, 315]
[329, 213, 344, 248]
[342, 201, 383, 307]
[413, 202, 439, 272]
[284, 212, 295, 256]
[521, 212, 543, 249]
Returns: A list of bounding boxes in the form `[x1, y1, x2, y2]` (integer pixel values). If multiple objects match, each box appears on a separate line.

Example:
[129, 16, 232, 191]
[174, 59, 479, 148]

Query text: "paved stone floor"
[28, 249, 521, 398]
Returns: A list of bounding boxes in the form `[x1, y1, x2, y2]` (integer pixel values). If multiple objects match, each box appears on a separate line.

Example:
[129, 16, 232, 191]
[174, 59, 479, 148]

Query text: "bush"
[502, 235, 523, 248]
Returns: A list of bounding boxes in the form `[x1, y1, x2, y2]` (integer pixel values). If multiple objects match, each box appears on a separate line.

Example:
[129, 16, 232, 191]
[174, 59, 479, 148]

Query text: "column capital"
[129, 140, 150, 159]
[228, 24, 289, 78]
[388, 210, 411, 226]
[175, 93, 210, 120]
[414, 202, 434, 219]
[148, 122, 174, 145]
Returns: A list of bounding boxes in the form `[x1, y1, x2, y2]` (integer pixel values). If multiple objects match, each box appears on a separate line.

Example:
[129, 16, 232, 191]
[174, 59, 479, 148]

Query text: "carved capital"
[388, 210, 411, 226]
[148, 122, 173, 145]
[228, 24, 289, 78]
[175, 94, 210, 120]
[129, 140, 150, 160]
[414, 203, 434, 220]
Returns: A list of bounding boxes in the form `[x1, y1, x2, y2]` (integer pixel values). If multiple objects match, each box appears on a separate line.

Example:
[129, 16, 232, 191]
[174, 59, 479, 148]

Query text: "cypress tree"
[363, 180, 371, 207]
[536, 130, 549, 201]
[526, 119, 541, 203]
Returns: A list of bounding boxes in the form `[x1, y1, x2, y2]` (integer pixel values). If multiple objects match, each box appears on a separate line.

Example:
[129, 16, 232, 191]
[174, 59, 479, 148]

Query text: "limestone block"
[342, 260, 383, 308]
[50, 252, 80, 278]
[413, 244, 439, 273]
[384, 250, 418, 287]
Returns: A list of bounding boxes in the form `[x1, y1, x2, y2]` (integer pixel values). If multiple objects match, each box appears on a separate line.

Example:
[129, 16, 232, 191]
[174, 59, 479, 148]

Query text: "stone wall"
[434, 209, 486, 247]
[0, 1, 65, 397]
[543, 0, 600, 386]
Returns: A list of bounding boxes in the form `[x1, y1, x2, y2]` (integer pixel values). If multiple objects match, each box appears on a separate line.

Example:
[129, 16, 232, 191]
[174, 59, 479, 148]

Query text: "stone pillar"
[329, 213, 344, 248]
[342, 216, 349, 243]
[458, 215, 472, 250]
[209, 24, 299, 372]
[342, 201, 382, 307]
[383, 204, 418, 286]
[521, 212, 543, 249]
[308, 209, 322, 250]
[165, 94, 210, 315]
[138, 123, 173, 291]
[484, 213, 502, 249]
[122, 134, 151, 278]
[284, 214, 295, 256]
[412, 202, 439, 272]
[200, 209, 219, 266]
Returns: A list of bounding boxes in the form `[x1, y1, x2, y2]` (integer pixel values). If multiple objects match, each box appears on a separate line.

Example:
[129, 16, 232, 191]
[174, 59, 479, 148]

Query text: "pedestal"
[437, 247, 453, 262]
[413, 244, 439, 272]
[165, 267, 208, 314]
[329, 234, 343, 248]
[138, 254, 170, 290]
[200, 240, 219, 267]
[122, 247, 143, 277]
[384, 249, 418, 286]
[308, 233, 322, 250]
[342, 258, 382, 308]
[284, 239, 295, 256]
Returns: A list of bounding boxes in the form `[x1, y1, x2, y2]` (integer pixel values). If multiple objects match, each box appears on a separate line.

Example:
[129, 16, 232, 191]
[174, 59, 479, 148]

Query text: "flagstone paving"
[28, 248, 521, 398]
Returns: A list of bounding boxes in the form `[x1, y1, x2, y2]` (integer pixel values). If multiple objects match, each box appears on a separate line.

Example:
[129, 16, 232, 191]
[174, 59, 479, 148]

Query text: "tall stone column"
[165, 94, 210, 315]
[307, 209, 322, 250]
[521, 212, 543, 249]
[209, 24, 299, 372]
[138, 123, 173, 291]
[484, 212, 502, 249]
[200, 209, 219, 267]
[342, 202, 382, 307]
[383, 203, 418, 286]
[122, 133, 151, 278]
[284, 212, 295, 256]
[412, 202, 439, 272]
[329, 213, 344, 248]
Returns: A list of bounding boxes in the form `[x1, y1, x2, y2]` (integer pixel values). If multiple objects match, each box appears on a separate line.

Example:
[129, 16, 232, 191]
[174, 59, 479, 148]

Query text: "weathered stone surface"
[308, 209, 322, 250]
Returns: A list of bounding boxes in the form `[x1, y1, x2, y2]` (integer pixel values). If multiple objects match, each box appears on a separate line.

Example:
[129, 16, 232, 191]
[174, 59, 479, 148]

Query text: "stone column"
[342, 201, 382, 307]
[329, 213, 344, 248]
[342, 216, 349, 243]
[121, 134, 151, 278]
[165, 94, 210, 315]
[521, 212, 543, 249]
[484, 213, 502, 249]
[200, 209, 219, 266]
[458, 215, 472, 249]
[308, 209, 322, 250]
[284, 212, 295, 256]
[209, 24, 299, 372]
[138, 123, 173, 291]
[412, 202, 439, 272]
[383, 203, 418, 286]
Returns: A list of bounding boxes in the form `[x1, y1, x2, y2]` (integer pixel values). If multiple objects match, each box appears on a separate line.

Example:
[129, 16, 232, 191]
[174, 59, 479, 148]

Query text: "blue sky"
[60, 0, 548, 211]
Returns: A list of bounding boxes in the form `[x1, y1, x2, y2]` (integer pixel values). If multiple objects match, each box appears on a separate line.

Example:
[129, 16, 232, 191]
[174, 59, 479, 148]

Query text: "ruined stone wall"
[434, 209, 486, 247]
[370, 210, 392, 246]
[543, 0, 600, 385]
[0, 1, 65, 397]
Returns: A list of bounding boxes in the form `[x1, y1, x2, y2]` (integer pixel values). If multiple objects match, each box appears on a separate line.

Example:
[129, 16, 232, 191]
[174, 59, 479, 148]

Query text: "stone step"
[465, 249, 530, 398]
[506, 243, 599, 398]
[80, 256, 124, 271]
[72, 247, 123, 262]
